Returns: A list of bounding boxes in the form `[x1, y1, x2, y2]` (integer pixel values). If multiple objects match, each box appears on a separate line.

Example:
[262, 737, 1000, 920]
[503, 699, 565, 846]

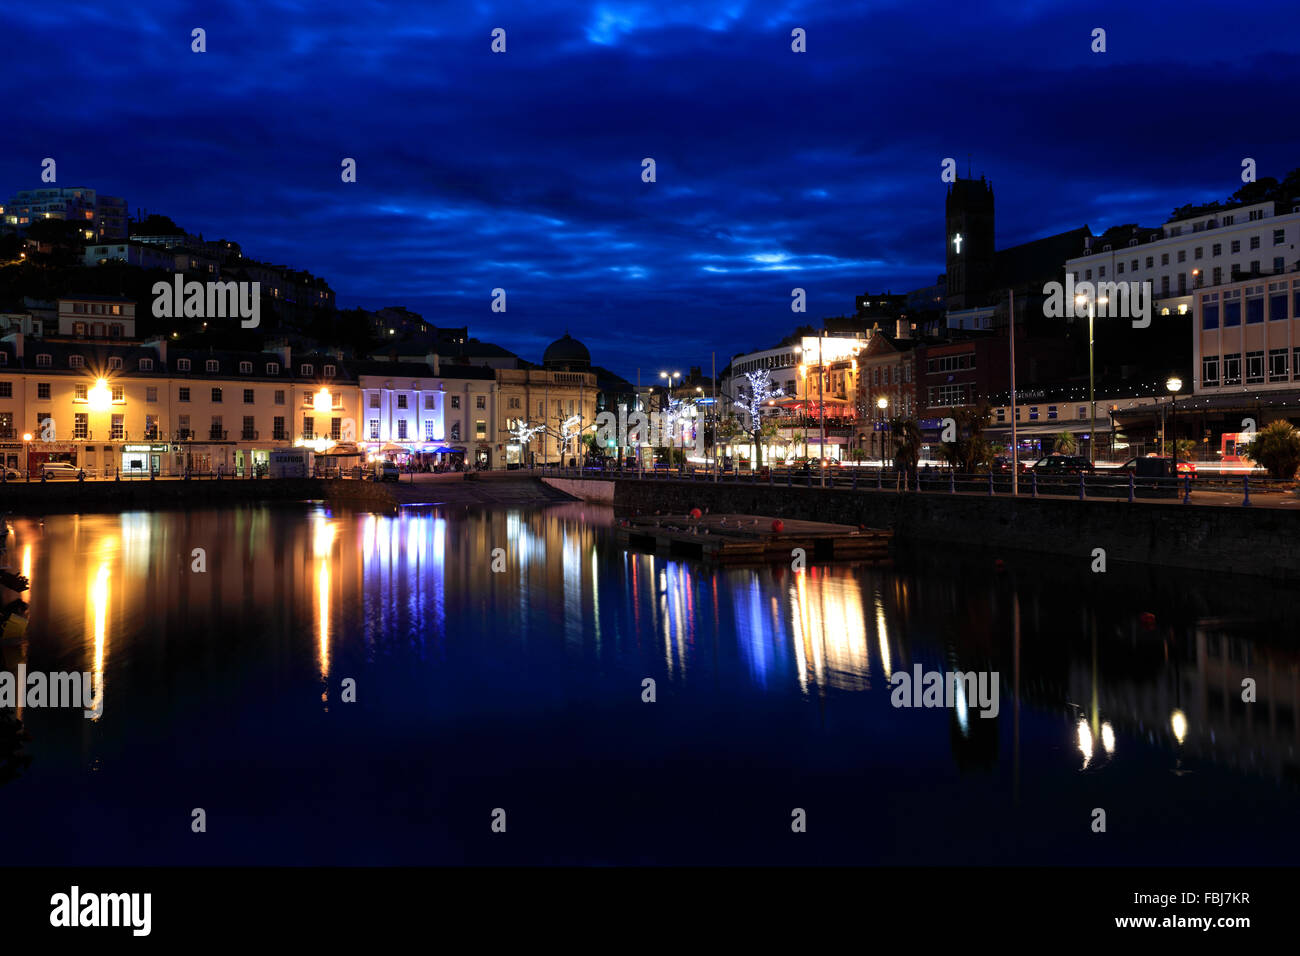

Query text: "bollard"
[950, 469, 956, 494]
[768, 467, 773, 486]
[1078, 472, 1085, 500]
[787, 468, 793, 488]
[987, 472, 993, 496]
[1031, 470, 1038, 498]
[1183, 474, 1191, 504]
[1127, 473, 1135, 503]
[915, 468, 920, 493]
[1242, 475, 1251, 507]
[876, 467, 882, 490]
[853, 469, 858, 491]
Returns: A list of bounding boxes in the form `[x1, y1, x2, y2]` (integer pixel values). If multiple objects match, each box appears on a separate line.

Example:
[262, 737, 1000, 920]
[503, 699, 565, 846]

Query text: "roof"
[994, 227, 1092, 287]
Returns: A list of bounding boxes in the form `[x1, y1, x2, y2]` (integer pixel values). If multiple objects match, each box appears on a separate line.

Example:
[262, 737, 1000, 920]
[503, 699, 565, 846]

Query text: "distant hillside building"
[2, 187, 127, 240]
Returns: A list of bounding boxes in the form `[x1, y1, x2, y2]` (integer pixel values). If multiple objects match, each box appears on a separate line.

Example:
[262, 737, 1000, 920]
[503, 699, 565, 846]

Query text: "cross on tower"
[953, 233, 963, 254]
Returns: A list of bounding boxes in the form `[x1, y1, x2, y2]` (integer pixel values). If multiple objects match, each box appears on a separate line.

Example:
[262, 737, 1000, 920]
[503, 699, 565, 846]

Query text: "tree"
[735, 369, 783, 467]
[889, 417, 923, 488]
[129, 213, 185, 236]
[1053, 430, 1077, 454]
[937, 404, 995, 473]
[1242, 420, 1300, 479]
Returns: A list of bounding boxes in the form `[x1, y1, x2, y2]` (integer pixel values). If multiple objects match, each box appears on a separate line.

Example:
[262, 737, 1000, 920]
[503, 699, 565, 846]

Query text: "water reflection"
[0, 503, 1297, 807]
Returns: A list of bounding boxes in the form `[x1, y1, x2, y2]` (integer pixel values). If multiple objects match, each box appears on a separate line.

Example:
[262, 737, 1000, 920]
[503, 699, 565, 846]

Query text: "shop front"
[26, 441, 80, 473]
[121, 443, 170, 477]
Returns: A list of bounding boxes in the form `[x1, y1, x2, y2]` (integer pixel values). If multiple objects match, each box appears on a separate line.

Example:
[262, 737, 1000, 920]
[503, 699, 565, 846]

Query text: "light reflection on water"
[0, 502, 1297, 863]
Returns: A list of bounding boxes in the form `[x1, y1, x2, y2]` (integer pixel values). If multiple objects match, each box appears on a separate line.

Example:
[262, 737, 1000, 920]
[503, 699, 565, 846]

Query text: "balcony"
[208, 429, 228, 442]
[174, 429, 191, 440]
[271, 430, 287, 441]
[240, 429, 259, 441]
[0, 427, 14, 439]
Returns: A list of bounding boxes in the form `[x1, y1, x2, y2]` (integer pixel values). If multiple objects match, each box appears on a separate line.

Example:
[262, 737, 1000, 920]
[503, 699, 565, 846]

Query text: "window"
[1161, 253, 1169, 266]
[74, 413, 88, 439]
[369, 393, 380, 408]
[110, 414, 124, 440]
[476, 395, 486, 409]
[508, 397, 521, 409]
[451, 396, 460, 409]
[323, 364, 336, 377]
[369, 419, 380, 440]
[1270, 283, 1289, 321]
[302, 416, 314, 439]
[240, 361, 252, 374]
[69, 355, 84, 368]
[36, 354, 51, 367]
[300, 364, 313, 376]
[273, 416, 286, 440]
[1269, 349, 1288, 382]
[1224, 215, 1235, 226]
[1177, 250, 1186, 263]
[1099, 266, 1106, 277]
[303, 393, 314, 407]
[1231, 240, 1241, 254]
[108, 356, 122, 370]
[1211, 244, 1221, 257]
[243, 389, 254, 404]
[146, 386, 158, 403]
[1077, 407, 1087, 420]
[111, 386, 123, 403]
[179, 387, 191, 402]
[1274, 229, 1286, 246]
[1223, 353, 1241, 386]
[331, 418, 342, 440]
[1161, 276, 1170, 296]
[1118, 262, 1125, 274]
[1250, 210, 1264, 221]
[178, 414, 190, 438]
[211, 387, 223, 403]
[274, 389, 285, 405]
[1085, 269, 1092, 280]
[450, 423, 460, 441]
[1028, 406, 1039, 421]
[1274, 257, 1285, 273]
[1246, 351, 1265, 384]
[37, 383, 50, 400]
[139, 358, 153, 371]
[74, 384, 88, 401]
[424, 394, 436, 410]
[1250, 236, 1261, 250]
[1146, 257, 1154, 269]
[206, 360, 219, 372]
[1251, 260, 1260, 274]
[475, 420, 487, 440]
[242, 416, 255, 440]
[1047, 405, 1058, 420]
[209, 416, 223, 439]
[396, 394, 408, 409]
[397, 419, 408, 440]
[0, 382, 9, 398]
[1194, 247, 1203, 260]
[425, 420, 436, 441]
[266, 362, 279, 375]
[145, 415, 158, 439]
[1223, 290, 1241, 327]
[178, 359, 191, 372]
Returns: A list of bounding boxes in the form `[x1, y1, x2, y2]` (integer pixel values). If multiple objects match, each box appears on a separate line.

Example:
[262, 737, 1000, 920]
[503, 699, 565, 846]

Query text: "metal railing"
[540, 462, 1287, 507]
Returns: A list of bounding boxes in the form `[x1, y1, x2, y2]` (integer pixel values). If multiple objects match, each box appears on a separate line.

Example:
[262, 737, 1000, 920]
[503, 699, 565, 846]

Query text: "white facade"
[1064, 200, 1300, 312]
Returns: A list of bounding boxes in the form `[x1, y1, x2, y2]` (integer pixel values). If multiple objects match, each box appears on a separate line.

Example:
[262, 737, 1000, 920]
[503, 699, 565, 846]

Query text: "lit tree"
[735, 369, 783, 466]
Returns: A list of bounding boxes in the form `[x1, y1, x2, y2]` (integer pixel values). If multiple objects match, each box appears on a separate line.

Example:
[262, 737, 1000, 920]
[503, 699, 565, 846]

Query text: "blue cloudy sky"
[4, 0, 1300, 378]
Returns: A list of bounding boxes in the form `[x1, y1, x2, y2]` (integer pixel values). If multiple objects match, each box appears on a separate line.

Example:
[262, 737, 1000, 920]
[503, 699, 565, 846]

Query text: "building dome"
[542, 331, 591, 369]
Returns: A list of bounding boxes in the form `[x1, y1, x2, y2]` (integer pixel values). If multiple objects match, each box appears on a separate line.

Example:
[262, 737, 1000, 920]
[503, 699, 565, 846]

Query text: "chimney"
[430, 352, 440, 375]
[280, 345, 291, 368]
[3, 331, 22, 360]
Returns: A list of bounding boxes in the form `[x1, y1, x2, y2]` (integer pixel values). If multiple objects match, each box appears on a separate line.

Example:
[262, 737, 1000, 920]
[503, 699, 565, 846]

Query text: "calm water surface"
[1, 502, 1297, 865]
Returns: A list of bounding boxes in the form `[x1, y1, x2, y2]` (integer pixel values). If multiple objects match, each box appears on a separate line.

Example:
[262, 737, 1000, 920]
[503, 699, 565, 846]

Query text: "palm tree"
[889, 417, 923, 490]
[1053, 430, 1077, 454]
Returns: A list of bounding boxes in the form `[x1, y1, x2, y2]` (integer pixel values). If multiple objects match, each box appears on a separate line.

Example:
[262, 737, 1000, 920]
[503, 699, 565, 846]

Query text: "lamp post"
[1166, 376, 1182, 473]
[876, 396, 889, 465]
[1075, 292, 1108, 465]
[22, 432, 31, 479]
[659, 370, 680, 468]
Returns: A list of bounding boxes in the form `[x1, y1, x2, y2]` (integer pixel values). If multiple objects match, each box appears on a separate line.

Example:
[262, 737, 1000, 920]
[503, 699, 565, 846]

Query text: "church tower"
[944, 175, 996, 311]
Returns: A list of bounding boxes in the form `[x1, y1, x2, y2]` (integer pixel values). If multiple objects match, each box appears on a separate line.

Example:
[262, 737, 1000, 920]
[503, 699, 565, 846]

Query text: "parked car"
[0, 465, 20, 480]
[41, 461, 83, 480]
[1031, 455, 1095, 476]
[371, 460, 400, 482]
[1114, 455, 1196, 478]
[992, 456, 1029, 474]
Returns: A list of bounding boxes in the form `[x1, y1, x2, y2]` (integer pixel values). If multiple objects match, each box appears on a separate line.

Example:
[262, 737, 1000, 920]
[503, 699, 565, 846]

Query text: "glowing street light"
[313, 388, 332, 413]
[88, 377, 112, 412]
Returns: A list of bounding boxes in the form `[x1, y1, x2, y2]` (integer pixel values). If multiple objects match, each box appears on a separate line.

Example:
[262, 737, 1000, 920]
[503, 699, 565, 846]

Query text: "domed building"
[542, 332, 591, 371]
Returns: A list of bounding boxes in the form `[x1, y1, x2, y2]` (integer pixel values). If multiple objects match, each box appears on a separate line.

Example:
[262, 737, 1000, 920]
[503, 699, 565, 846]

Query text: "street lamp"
[22, 432, 32, 479]
[658, 371, 680, 467]
[876, 396, 889, 463]
[1166, 376, 1182, 473]
[1075, 292, 1108, 465]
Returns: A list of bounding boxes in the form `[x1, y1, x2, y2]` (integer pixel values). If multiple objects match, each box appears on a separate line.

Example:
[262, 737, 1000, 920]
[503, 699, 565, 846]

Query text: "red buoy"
[690, 508, 702, 519]
[1139, 611, 1156, 630]
[772, 519, 784, 533]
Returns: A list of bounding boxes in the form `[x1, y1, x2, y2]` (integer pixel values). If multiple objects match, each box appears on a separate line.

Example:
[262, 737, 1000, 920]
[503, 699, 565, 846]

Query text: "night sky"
[5, 1, 1300, 379]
